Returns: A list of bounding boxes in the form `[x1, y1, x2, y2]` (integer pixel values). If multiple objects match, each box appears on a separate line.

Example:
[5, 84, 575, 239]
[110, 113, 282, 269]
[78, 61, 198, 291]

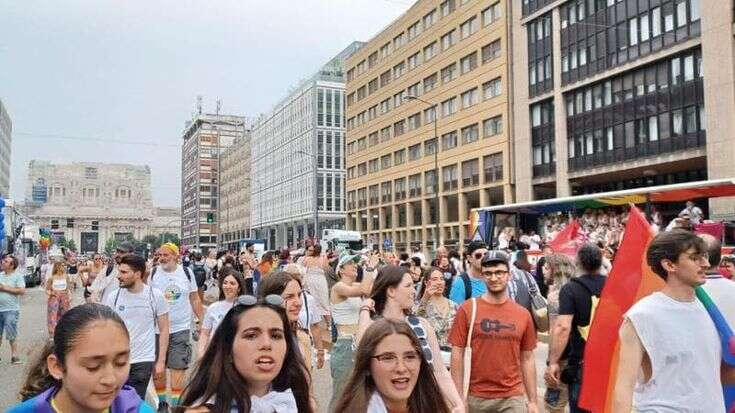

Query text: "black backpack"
[151, 265, 193, 282]
[191, 263, 207, 281]
[461, 272, 472, 301]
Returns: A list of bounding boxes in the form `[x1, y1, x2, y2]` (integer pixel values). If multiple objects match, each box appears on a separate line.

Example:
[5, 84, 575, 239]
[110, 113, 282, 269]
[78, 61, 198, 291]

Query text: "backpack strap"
[183, 266, 192, 282]
[106, 265, 114, 277]
[461, 272, 472, 301]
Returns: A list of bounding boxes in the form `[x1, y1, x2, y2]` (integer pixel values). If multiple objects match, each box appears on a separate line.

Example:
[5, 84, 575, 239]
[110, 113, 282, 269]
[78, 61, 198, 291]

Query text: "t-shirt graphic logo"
[481, 319, 516, 333]
[164, 284, 183, 303]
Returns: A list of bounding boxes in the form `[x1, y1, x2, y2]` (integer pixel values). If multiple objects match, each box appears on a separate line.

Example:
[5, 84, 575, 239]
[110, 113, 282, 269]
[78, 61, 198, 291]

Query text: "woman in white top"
[196, 268, 247, 358]
[357, 265, 465, 413]
[328, 252, 378, 410]
[45, 262, 73, 338]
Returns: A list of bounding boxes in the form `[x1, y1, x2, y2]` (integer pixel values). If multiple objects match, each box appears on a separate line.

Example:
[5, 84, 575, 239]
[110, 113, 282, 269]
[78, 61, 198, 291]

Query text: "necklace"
[50, 396, 110, 413]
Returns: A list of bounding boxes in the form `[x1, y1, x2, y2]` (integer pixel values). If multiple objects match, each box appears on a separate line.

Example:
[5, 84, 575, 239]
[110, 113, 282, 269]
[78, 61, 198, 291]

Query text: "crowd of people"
[0, 205, 733, 412]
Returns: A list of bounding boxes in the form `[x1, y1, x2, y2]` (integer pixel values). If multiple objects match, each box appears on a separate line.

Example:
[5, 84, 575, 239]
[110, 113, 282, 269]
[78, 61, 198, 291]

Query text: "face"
[48, 320, 130, 412]
[281, 280, 303, 322]
[388, 274, 416, 310]
[114, 250, 129, 264]
[438, 257, 449, 268]
[370, 333, 420, 408]
[158, 248, 175, 265]
[0, 256, 13, 272]
[221, 275, 241, 300]
[723, 262, 735, 276]
[116, 264, 139, 289]
[667, 248, 709, 287]
[481, 262, 510, 293]
[232, 307, 287, 394]
[339, 262, 357, 279]
[247, 246, 255, 254]
[426, 270, 445, 295]
[542, 262, 553, 284]
[469, 248, 488, 271]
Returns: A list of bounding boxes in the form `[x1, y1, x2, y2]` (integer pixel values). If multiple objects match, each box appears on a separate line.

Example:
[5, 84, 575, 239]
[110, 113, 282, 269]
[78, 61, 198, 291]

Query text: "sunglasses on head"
[473, 251, 485, 260]
[235, 294, 284, 308]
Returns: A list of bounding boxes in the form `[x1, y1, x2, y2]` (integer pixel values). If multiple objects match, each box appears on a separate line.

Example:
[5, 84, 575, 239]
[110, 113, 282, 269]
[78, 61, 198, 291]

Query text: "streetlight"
[404, 94, 440, 252]
[296, 150, 319, 243]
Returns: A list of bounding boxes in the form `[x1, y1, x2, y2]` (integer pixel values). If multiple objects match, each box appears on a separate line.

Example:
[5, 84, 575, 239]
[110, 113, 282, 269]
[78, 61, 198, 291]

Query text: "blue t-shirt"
[0, 272, 25, 312]
[448, 273, 486, 305]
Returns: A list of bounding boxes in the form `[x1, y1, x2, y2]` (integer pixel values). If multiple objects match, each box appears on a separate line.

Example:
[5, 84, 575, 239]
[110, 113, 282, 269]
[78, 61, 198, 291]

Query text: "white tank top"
[626, 292, 724, 412]
[331, 296, 361, 325]
[52, 277, 67, 291]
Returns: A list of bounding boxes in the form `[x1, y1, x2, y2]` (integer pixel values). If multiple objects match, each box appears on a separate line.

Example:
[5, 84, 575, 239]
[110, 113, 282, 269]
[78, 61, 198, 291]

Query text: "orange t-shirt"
[448, 297, 537, 400]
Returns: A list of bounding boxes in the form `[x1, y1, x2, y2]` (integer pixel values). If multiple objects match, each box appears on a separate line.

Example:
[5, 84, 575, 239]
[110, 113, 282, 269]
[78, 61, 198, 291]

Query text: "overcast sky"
[0, 0, 410, 206]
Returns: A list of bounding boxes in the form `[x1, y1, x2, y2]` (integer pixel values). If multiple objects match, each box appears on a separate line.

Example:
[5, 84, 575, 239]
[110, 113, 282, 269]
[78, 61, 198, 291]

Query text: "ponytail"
[19, 342, 57, 400]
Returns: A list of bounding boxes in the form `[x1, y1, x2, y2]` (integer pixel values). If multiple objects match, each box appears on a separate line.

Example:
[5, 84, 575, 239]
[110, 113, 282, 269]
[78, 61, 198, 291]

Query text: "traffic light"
[0, 198, 5, 242]
[206, 213, 215, 223]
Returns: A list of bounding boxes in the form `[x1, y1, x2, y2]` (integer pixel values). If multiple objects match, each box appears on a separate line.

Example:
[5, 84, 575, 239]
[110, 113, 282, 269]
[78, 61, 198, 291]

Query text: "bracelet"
[360, 306, 372, 313]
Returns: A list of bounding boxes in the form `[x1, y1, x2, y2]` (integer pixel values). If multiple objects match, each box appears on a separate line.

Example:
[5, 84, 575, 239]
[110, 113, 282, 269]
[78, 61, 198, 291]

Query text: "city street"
[0, 286, 551, 411]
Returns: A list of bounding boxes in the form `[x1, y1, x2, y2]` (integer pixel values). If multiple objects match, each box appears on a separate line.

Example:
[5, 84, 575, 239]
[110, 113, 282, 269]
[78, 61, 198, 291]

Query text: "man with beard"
[90, 241, 134, 303]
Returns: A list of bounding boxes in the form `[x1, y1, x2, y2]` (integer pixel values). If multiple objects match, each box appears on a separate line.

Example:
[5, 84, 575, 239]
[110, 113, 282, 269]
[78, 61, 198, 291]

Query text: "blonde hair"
[545, 253, 576, 286]
[52, 262, 66, 277]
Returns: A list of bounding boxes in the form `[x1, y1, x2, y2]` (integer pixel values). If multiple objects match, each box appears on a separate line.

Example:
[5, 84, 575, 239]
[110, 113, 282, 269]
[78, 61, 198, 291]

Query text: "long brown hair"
[333, 318, 450, 413]
[370, 265, 409, 315]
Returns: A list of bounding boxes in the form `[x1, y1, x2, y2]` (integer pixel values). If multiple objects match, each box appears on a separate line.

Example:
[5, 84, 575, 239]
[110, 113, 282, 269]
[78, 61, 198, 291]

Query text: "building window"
[408, 112, 422, 130]
[441, 96, 457, 117]
[381, 154, 392, 170]
[460, 15, 478, 39]
[408, 52, 422, 70]
[409, 174, 422, 198]
[393, 61, 405, 78]
[424, 138, 437, 156]
[461, 88, 479, 109]
[380, 126, 391, 142]
[407, 82, 421, 98]
[394, 91, 404, 108]
[369, 159, 379, 173]
[483, 116, 503, 137]
[462, 159, 480, 187]
[394, 149, 406, 165]
[424, 106, 436, 124]
[395, 178, 406, 201]
[423, 42, 437, 62]
[393, 32, 405, 49]
[380, 70, 392, 87]
[483, 153, 503, 182]
[441, 63, 457, 84]
[442, 165, 458, 191]
[442, 131, 458, 150]
[482, 2, 501, 26]
[483, 78, 502, 100]
[482, 40, 501, 63]
[408, 21, 421, 40]
[440, 0, 455, 17]
[394, 120, 406, 136]
[425, 170, 438, 195]
[460, 52, 478, 74]
[408, 144, 422, 161]
[423, 9, 437, 30]
[461, 123, 479, 144]
[423, 73, 438, 93]
[441, 30, 457, 51]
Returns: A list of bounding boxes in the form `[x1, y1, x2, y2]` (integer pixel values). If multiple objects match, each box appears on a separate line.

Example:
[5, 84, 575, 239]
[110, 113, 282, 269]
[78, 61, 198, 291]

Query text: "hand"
[361, 298, 375, 313]
[527, 401, 539, 413]
[154, 360, 165, 379]
[544, 362, 561, 386]
[450, 403, 465, 413]
[316, 350, 325, 369]
[368, 253, 381, 269]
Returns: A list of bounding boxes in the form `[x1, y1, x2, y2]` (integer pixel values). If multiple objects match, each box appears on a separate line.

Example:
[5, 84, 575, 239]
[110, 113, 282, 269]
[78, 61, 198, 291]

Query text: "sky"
[0, 0, 410, 206]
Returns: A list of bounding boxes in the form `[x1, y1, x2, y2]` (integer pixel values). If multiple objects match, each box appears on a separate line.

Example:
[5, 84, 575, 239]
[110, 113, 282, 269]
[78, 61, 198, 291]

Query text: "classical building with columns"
[512, 0, 735, 218]
[22, 161, 179, 253]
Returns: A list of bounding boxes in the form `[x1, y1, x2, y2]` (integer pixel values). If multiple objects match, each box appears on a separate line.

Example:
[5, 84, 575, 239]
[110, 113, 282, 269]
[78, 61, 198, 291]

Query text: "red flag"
[578, 206, 664, 412]
[548, 219, 583, 257]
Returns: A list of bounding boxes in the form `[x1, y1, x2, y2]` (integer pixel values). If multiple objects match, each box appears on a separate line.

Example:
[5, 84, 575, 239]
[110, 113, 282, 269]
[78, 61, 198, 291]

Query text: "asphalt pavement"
[0, 287, 550, 412]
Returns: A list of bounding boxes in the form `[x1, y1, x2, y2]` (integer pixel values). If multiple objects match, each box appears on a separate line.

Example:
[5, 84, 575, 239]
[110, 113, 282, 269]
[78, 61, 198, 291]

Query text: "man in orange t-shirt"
[449, 250, 538, 413]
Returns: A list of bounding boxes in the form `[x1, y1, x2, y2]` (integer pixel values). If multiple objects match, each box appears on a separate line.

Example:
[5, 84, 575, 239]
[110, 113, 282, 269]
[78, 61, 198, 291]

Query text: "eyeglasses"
[481, 270, 509, 279]
[235, 294, 284, 308]
[371, 350, 421, 368]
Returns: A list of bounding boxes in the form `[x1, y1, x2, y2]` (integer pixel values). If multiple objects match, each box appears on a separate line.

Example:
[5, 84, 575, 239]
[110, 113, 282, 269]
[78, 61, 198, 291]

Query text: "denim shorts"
[0, 311, 19, 341]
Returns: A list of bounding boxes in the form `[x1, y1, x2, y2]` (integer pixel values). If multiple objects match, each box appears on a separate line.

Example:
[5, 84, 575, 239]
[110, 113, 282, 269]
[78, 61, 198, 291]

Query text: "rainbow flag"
[578, 206, 735, 412]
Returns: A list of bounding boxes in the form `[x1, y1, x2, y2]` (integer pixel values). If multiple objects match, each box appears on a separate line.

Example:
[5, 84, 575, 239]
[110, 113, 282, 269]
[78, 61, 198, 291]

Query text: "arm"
[422, 320, 464, 412]
[612, 318, 645, 412]
[2, 284, 26, 296]
[354, 298, 375, 346]
[189, 291, 204, 322]
[544, 314, 572, 385]
[155, 314, 170, 379]
[196, 329, 210, 359]
[521, 350, 538, 412]
[450, 346, 464, 397]
[331, 270, 375, 298]
[44, 277, 53, 297]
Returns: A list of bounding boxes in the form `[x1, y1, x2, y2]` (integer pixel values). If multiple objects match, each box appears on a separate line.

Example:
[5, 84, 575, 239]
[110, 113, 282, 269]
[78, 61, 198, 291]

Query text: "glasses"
[371, 350, 421, 368]
[235, 294, 284, 308]
[481, 270, 509, 279]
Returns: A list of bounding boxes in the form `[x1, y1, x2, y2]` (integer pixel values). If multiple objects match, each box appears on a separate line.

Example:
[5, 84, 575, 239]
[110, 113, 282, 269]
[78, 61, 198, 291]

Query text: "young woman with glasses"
[178, 295, 312, 413]
[334, 318, 450, 413]
[357, 265, 464, 413]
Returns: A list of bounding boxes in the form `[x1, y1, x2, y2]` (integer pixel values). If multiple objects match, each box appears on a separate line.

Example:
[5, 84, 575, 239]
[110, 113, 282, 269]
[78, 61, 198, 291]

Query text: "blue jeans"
[329, 337, 354, 411]
[0, 310, 19, 341]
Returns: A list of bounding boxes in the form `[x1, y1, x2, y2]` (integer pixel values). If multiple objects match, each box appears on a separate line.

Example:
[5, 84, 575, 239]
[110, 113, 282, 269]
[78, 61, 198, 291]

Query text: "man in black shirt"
[544, 243, 607, 413]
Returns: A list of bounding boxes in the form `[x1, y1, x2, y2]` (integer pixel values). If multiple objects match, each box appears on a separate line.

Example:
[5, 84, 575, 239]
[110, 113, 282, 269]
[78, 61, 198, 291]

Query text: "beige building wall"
[220, 132, 252, 250]
[346, 0, 512, 253]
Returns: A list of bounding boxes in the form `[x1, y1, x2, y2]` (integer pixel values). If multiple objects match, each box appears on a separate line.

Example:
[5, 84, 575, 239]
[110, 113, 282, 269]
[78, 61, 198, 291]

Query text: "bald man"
[699, 234, 735, 328]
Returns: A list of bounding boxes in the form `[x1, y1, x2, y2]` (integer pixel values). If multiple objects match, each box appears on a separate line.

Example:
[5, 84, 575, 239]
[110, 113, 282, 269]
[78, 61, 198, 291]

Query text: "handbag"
[462, 298, 477, 400]
[524, 271, 549, 332]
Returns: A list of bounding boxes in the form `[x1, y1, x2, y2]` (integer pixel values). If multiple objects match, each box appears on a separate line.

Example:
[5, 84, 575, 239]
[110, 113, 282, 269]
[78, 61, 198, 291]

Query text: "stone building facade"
[220, 132, 252, 251]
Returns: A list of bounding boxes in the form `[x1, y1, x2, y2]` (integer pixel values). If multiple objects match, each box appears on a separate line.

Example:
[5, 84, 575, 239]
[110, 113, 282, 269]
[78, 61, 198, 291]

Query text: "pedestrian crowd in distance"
[4, 212, 735, 412]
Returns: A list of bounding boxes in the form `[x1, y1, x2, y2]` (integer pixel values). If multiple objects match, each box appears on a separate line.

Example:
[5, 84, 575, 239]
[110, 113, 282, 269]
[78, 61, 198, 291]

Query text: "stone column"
[458, 192, 468, 247]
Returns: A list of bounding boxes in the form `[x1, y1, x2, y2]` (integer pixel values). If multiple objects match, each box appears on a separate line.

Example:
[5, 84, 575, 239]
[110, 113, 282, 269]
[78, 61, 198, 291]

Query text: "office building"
[220, 131, 252, 251]
[0, 99, 11, 198]
[513, 0, 734, 217]
[180, 110, 247, 252]
[250, 42, 362, 249]
[345, 0, 511, 252]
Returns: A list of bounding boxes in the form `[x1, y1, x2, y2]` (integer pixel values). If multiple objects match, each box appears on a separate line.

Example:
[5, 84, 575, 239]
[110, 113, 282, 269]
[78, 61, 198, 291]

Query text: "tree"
[159, 232, 180, 247]
[104, 238, 118, 256]
[65, 239, 77, 253]
[141, 235, 161, 252]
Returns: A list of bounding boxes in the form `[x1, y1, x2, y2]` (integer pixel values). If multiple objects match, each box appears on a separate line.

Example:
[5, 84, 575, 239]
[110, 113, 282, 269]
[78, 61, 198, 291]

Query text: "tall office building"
[250, 42, 362, 249]
[512, 0, 734, 217]
[180, 110, 247, 252]
[345, 0, 511, 252]
[220, 131, 252, 251]
[0, 99, 11, 198]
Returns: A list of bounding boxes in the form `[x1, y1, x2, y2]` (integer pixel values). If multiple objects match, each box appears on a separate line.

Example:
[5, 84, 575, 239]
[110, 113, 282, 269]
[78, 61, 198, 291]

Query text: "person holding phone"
[414, 267, 457, 358]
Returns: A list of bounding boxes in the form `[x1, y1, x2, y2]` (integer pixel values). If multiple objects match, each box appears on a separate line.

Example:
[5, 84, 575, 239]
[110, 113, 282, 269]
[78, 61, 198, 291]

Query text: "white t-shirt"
[626, 292, 724, 412]
[202, 300, 234, 334]
[298, 291, 323, 330]
[149, 265, 198, 334]
[104, 285, 169, 363]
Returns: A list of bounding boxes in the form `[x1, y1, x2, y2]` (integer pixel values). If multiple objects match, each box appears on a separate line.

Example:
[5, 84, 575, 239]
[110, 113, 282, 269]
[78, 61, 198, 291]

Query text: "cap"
[116, 241, 135, 253]
[337, 253, 361, 270]
[466, 240, 488, 256]
[481, 250, 510, 266]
